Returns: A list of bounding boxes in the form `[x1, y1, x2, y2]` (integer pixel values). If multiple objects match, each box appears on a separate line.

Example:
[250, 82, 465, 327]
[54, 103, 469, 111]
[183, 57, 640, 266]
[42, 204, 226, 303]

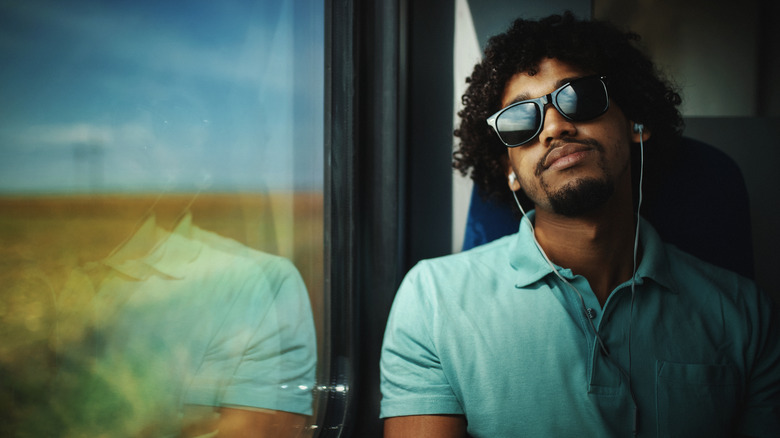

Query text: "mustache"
[534, 137, 604, 177]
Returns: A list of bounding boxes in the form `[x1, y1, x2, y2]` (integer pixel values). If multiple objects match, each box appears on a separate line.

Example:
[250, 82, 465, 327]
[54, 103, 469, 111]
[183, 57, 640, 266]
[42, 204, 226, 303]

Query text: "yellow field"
[0, 193, 323, 287]
[0, 192, 324, 436]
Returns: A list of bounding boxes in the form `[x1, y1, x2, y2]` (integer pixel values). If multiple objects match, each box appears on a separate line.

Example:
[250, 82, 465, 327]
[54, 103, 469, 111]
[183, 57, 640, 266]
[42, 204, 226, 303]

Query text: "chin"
[548, 177, 614, 217]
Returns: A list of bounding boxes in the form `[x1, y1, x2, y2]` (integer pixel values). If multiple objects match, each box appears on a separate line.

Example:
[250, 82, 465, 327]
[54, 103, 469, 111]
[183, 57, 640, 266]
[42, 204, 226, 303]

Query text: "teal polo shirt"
[380, 213, 780, 437]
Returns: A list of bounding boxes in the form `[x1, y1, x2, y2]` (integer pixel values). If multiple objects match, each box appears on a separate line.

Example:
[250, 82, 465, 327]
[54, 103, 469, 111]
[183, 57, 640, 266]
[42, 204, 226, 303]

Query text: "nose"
[538, 104, 577, 147]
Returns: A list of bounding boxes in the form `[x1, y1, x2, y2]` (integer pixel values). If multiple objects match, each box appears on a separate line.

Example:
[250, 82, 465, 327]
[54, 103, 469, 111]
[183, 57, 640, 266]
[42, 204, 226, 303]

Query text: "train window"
[0, 0, 329, 436]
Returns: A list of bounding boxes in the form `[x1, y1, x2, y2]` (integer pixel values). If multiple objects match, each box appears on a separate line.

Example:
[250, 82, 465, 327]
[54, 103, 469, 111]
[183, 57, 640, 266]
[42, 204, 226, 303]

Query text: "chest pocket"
[655, 361, 741, 437]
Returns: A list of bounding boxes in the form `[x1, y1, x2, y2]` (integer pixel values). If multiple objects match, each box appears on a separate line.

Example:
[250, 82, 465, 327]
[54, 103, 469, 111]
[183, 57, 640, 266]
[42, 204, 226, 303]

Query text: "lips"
[542, 142, 594, 170]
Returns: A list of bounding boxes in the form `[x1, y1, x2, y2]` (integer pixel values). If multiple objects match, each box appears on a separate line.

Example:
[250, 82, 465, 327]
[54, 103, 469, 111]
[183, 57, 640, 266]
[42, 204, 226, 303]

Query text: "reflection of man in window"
[54, 211, 316, 437]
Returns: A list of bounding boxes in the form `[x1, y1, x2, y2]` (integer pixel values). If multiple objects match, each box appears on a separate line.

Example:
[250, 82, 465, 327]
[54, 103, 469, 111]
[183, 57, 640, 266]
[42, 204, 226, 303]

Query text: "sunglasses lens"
[556, 78, 608, 121]
[495, 102, 541, 146]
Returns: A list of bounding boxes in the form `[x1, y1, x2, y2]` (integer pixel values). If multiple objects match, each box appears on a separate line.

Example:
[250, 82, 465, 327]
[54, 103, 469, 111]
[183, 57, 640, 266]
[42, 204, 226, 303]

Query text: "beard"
[546, 177, 614, 216]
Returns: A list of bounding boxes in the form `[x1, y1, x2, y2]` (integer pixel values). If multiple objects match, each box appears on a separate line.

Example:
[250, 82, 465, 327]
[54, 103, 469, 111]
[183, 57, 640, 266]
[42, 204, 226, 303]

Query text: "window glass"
[0, 0, 324, 436]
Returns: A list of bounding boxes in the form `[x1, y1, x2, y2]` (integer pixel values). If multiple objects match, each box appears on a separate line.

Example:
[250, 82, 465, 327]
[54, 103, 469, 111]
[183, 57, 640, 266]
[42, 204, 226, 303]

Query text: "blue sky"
[0, 0, 324, 193]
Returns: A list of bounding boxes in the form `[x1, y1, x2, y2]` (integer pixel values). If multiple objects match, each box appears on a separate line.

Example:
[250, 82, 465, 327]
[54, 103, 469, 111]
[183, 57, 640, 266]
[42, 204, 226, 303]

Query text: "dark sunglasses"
[486, 75, 609, 147]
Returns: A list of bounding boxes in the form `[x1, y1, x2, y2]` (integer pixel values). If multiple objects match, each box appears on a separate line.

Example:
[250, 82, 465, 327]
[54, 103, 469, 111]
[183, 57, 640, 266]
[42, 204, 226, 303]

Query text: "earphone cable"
[509, 127, 644, 435]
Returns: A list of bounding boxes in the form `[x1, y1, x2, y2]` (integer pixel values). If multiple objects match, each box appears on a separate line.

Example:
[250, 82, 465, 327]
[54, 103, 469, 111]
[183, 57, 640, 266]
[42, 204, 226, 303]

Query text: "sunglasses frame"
[486, 75, 609, 147]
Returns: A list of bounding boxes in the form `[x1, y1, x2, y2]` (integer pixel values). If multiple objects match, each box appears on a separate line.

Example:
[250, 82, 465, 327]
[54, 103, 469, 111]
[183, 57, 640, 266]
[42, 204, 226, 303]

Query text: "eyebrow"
[505, 76, 584, 106]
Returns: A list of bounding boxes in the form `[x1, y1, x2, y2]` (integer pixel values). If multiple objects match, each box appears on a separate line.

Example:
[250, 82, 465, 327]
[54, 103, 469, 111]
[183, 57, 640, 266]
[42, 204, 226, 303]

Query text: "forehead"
[500, 58, 591, 108]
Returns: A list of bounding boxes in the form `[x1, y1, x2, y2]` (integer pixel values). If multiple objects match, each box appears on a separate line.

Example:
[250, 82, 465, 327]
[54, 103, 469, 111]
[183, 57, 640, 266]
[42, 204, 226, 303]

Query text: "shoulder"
[391, 234, 520, 318]
[191, 237, 308, 305]
[665, 243, 758, 296]
[661, 243, 773, 324]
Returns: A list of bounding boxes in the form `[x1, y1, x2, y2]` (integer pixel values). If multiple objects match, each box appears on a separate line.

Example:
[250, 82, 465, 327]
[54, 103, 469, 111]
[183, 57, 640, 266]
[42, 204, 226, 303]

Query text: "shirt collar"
[102, 211, 202, 280]
[508, 211, 678, 293]
[632, 216, 678, 293]
[508, 211, 558, 287]
[142, 211, 202, 278]
[103, 214, 167, 280]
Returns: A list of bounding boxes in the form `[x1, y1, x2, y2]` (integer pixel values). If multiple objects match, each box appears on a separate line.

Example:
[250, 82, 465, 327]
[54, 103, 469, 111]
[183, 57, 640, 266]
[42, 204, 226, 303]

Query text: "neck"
[533, 198, 637, 306]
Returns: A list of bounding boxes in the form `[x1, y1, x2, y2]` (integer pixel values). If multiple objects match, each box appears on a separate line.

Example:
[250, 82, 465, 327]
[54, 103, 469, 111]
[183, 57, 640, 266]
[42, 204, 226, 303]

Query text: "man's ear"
[507, 170, 521, 192]
[503, 156, 521, 191]
[630, 121, 651, 143]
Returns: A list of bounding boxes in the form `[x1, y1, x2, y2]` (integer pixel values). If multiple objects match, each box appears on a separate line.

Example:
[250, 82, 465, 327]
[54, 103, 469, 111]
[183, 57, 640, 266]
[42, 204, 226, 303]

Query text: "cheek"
[600, 111, 633, 161]
[600, 126, 632, 169]
[508, 148, 543, 178]
[614, 134, 633, 167]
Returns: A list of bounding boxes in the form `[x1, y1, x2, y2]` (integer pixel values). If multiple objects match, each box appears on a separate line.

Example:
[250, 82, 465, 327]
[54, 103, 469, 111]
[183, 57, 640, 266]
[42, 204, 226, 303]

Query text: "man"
[380, 12, 780, 437]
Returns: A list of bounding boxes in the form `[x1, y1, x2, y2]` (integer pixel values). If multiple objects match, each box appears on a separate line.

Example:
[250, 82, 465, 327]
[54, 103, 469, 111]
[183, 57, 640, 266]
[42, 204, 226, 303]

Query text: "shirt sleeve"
[223, 259, 317, 415]
[380, 263, 464, 418]
[187, 258, 316, 416]
[736, 284, 780, 437]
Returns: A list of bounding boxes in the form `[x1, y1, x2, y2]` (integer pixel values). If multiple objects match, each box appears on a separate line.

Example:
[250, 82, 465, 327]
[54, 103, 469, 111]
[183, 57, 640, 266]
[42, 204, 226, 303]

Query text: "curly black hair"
[453, 12, 683, 212]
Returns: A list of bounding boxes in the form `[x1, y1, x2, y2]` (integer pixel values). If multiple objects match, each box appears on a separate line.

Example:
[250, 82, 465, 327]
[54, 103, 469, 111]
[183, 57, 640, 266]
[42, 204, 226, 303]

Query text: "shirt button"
[586, 308, 597, 319]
